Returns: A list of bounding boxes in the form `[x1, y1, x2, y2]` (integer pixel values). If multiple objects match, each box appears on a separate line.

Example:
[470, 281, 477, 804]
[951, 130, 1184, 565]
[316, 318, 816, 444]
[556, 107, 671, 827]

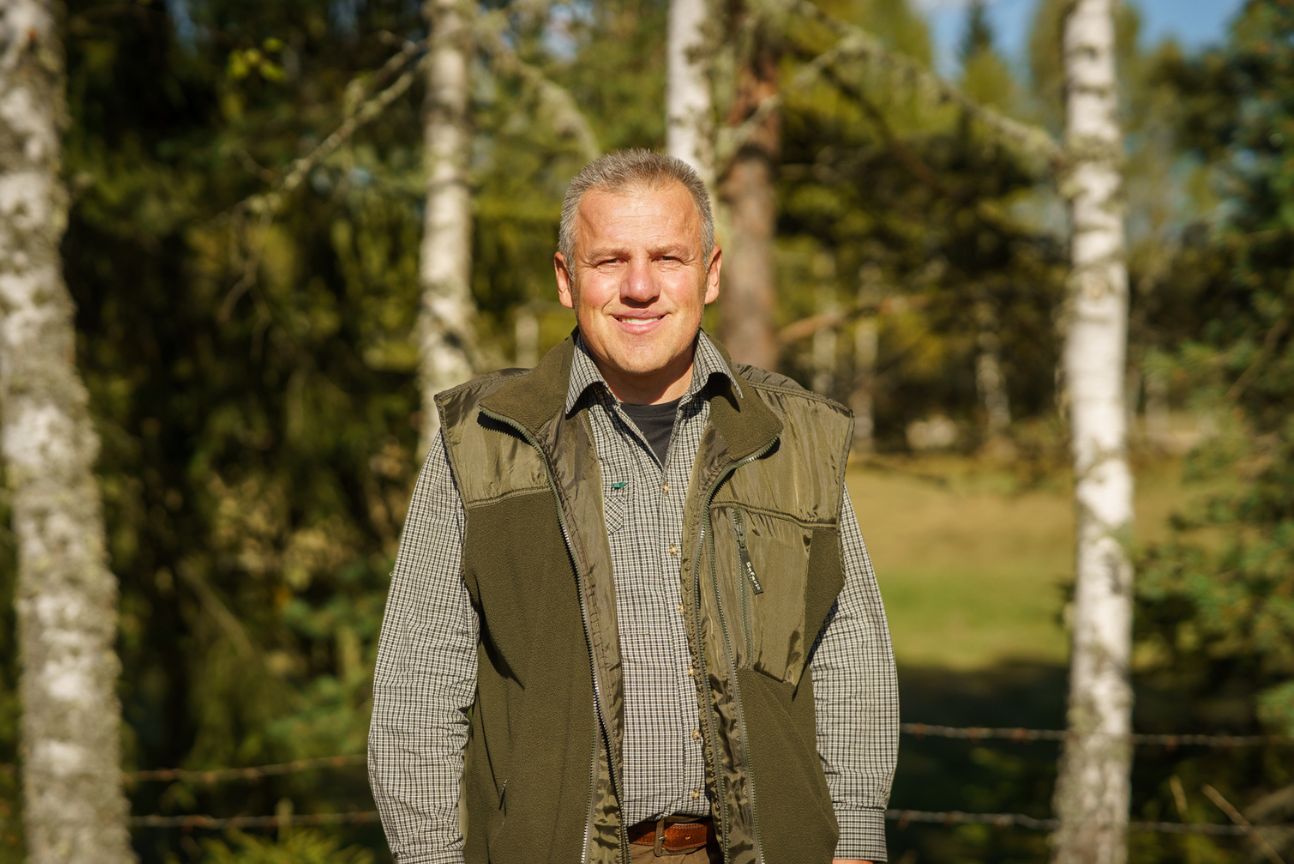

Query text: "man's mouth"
[613, 313, 666, 334]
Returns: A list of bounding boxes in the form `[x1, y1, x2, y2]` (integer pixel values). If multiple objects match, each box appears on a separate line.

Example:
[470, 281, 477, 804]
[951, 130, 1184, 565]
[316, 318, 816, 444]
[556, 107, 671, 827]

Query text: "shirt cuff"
[834, 806, 888, 862]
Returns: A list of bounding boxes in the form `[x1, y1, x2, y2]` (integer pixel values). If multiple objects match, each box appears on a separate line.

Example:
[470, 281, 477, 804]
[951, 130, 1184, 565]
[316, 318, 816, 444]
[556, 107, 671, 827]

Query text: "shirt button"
[690, 788, 701, 800]
[691, 728, 702, 741]
[668, 544, 679, 557]
[676, 603, 685, 614]
[687, 666, 695, 677]
[662, 482, 671, 495]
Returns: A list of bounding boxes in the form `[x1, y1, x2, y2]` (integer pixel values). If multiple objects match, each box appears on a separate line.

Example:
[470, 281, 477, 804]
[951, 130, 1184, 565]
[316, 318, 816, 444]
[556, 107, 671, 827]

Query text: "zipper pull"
[730, 509, 763, 594]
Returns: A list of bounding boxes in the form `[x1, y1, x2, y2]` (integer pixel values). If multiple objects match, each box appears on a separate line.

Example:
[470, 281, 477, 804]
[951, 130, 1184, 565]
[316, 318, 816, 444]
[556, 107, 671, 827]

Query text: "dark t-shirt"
[620, 398, 681, 467]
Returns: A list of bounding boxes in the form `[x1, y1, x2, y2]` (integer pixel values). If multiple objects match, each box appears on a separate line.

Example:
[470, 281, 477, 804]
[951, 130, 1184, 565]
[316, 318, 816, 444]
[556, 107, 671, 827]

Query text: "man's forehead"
[575, 181, 698, 232]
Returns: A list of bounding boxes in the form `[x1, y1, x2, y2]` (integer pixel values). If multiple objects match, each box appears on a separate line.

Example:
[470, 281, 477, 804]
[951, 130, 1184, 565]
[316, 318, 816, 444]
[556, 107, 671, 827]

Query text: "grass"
[846, 454, 1216, 671]
[843, 454, 1244, 863]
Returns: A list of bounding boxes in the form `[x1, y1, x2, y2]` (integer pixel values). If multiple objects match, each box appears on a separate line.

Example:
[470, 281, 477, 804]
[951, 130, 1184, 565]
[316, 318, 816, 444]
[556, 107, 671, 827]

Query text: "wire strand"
[886, 808, 1294, 837]
[126, 754, 365, 784]
[129, 811, 380, 829]
[899, 722, 1292, 747]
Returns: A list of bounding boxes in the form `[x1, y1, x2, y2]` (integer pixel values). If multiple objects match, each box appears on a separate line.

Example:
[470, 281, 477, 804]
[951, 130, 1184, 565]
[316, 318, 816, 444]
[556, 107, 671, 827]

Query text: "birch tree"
[850, 266, 883, 454]
[0, 3, 135, 861]
[1051, 0, 1135, 861]
[974, 298, 1011, 443]
[666, 0, 715, 188]
[418, 0, 477, 454]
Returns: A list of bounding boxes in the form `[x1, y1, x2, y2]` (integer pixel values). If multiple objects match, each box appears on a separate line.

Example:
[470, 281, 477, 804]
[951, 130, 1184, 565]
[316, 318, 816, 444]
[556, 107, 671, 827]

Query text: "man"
[369, 150, 898, 864]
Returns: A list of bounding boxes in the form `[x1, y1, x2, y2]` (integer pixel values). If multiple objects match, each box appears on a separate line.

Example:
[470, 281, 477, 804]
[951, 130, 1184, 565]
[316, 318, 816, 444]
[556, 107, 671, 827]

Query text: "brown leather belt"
[627, 817, 715, 854]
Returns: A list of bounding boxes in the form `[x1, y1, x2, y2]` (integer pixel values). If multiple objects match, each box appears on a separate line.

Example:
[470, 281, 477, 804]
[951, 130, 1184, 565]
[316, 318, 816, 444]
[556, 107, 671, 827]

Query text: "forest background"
[1, 0, 1292, 862]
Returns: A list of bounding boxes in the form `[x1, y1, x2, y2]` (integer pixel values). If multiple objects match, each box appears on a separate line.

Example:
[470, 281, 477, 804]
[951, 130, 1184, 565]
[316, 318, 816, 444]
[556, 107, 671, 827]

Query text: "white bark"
[974, 299, 1011, 440]
[1142, 364, 1169, 450]
[418, 0, 476, 454]
[812, 255, 837, 396]
[514, 305, 539, 369]
[0, 3, 135, 861]
[849, 266, 882, 454]
[1051, 1, 1135, 862]
[666, 0, 715, 188]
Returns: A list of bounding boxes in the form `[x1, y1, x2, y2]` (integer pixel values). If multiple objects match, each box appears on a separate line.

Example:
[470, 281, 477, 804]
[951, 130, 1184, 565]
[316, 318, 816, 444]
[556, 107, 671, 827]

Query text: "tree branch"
[474, 9, 601, 161]
[778, 295, 920, 346]
[743, 0, 1062, 170]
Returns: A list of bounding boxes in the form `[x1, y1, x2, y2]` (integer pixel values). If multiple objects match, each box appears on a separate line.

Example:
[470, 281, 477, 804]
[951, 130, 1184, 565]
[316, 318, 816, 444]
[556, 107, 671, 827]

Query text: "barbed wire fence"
[4, 720, 1290, 858]
[898, 722, 1290, 748]
[9, 722, 1293, 842]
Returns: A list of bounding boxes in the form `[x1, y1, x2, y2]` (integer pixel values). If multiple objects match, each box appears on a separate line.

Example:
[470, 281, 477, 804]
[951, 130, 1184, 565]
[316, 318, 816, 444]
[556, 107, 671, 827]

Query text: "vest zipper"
[730, 508, 763, 595]
[695, 445, 774, 864]
[479, 408, 629, 864]
[728, 509, 758, 660]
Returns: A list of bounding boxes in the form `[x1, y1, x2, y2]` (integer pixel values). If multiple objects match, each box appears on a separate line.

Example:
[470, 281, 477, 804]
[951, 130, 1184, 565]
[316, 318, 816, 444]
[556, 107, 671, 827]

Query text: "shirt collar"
[564, 329, 743, 415]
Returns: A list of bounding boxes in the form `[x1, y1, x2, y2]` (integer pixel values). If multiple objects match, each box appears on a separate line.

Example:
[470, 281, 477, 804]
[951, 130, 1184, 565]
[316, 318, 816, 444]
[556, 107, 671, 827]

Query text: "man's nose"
[621, 257, 660, 304]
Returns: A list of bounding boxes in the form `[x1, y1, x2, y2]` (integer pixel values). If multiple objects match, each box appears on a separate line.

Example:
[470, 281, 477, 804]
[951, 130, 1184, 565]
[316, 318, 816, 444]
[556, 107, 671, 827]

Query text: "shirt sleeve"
[810, 487, 899, 862]
[368, 432, 478, 864]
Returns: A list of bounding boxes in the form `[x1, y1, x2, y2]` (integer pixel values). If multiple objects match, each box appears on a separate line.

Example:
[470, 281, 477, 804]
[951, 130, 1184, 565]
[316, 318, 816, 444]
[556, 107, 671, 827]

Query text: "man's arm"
[811, 489, 900, 864]
[368, 434, 478, 864]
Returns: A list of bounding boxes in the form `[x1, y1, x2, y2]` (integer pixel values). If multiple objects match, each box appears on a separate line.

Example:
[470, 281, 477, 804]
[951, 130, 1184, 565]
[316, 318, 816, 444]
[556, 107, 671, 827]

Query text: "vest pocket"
[488, 778, 509, 848]
[716, 506, 814, 686]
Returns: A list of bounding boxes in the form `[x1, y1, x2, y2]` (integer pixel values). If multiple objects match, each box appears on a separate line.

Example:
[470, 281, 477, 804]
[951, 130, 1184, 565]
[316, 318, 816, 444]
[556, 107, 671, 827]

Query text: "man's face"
[554, 181, 721, 404]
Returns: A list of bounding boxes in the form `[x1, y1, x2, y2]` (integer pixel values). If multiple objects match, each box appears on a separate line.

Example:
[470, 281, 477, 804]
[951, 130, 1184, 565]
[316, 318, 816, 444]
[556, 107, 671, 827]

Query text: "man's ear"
[703, 245, 722, 305]
[555, 252, 575, 309]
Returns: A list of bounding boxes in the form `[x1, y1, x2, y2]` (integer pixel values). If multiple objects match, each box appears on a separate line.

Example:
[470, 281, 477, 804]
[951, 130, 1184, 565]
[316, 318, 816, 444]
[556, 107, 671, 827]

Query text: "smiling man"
[369, 150, 898, 864]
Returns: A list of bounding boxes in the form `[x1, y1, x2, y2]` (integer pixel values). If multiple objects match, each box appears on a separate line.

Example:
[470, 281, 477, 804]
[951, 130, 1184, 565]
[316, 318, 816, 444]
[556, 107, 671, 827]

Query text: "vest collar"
[480, 331, 781, 462]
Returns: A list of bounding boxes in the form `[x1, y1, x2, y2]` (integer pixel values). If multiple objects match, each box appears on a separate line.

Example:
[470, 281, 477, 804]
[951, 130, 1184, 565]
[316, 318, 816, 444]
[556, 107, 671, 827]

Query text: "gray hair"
[557, 149, 715, 266]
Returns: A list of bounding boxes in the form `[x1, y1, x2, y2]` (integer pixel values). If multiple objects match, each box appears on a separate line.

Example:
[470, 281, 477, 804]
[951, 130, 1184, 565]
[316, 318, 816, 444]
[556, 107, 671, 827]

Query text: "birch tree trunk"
[719, 23, 780, 371]
[974, 298, 1011, 441]
[666, 0, 715, 188]
[850, 266, 882, 454]
[1051, 1, 1135, 861]
[0, 4, 135, 861]
[418, 0, 476, 454]
[811, 254, 837, 397]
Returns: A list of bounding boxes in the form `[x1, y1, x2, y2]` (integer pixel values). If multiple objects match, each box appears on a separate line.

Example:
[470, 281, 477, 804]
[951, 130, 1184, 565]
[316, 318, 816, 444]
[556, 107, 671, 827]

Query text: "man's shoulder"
[733, 363, 852, 419]
[434, 367, 531, 432]
[437, 367, 530, 402]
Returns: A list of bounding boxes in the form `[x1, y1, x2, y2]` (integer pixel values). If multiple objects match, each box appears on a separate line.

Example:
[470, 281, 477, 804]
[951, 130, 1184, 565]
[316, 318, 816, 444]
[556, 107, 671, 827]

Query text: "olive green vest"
[435, 336, 854, 864]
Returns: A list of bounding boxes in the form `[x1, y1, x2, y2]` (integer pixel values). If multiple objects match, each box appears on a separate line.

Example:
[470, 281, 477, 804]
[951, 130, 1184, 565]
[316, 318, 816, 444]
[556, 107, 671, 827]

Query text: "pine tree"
[959, 0, 993, 64]
[719, 4, 780, 371]
[1135, 2, 1294, 855]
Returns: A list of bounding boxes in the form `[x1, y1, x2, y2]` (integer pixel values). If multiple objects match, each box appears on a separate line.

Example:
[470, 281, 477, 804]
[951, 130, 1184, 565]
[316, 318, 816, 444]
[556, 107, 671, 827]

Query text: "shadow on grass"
[889, 662, 1264, 864]
[889, 660, 1067, 864]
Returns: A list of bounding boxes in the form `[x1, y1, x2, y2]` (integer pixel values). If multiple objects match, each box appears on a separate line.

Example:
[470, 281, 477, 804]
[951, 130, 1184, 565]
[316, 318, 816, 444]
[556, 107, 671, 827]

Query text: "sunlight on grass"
[848, 455, 1216, 671]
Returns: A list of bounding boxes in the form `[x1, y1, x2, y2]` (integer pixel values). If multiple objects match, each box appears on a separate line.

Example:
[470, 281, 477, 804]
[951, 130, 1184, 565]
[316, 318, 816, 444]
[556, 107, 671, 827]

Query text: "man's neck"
[601, 363, 695, 405]
[579, 338, 698, 405]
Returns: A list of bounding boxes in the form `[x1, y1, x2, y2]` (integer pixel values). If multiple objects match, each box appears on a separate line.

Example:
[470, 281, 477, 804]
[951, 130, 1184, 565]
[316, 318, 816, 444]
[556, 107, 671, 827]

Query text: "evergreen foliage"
[0, 0, 1284, 860]
[1132, 1, 1294, 857]
[959, 0, 993, 65]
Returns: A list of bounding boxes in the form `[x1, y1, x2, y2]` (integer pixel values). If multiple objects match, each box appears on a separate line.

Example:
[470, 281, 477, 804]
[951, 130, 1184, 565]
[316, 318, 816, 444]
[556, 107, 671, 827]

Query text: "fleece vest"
[435, 336, 854, 864]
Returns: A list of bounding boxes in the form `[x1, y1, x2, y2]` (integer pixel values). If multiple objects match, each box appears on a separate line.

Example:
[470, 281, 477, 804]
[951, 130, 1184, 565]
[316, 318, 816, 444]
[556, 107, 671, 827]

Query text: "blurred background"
[1, 0, 1291, 861]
